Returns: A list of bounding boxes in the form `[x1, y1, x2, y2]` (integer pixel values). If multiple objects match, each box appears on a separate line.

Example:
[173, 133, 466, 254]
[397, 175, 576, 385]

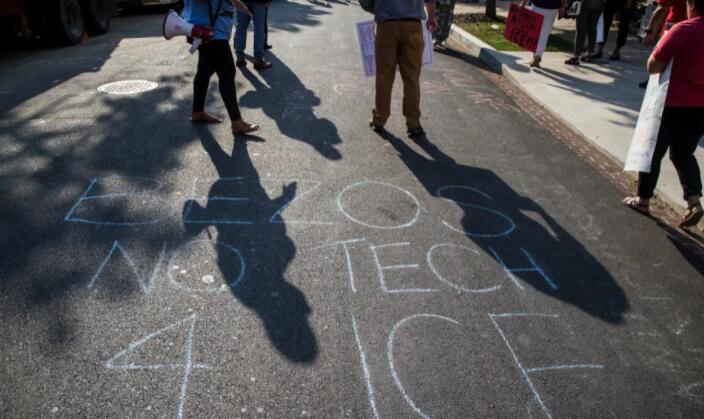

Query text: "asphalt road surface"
[2, 1, 704, 418]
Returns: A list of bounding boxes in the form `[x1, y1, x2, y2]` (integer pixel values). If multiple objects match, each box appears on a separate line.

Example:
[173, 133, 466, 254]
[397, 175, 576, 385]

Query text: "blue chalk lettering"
[436, 185, 516, 238]
[183, 177, 254, 225]
[269, 180, 334, 225]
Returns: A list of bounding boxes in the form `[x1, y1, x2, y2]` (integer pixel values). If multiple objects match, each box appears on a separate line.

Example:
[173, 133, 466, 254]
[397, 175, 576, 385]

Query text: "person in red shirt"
[623, 0, 704, 227]
[638, 0, 687, 88]
[643, 0, 689, 47]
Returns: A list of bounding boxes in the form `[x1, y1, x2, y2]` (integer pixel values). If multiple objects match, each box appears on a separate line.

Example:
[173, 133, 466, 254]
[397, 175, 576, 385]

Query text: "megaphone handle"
[189, 38, 202, 54]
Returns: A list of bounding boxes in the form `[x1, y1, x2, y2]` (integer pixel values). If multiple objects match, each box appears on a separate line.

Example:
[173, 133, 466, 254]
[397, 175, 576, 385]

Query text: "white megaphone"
[162, 9, 213, 54]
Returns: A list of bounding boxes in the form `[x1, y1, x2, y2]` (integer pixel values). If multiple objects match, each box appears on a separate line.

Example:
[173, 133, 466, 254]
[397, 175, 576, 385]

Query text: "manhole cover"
[98, 80, 158, 95]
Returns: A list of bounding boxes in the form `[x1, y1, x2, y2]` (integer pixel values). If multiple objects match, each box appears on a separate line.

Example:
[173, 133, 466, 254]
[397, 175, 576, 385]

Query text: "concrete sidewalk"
[450, 1, 704, 216]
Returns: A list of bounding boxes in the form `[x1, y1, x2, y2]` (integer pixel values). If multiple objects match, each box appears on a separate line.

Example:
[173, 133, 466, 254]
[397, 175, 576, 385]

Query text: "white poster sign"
[596, 13, 604, 44]
[356, 20, 435, 78]
[624, 60, 673, 173]
[356, 20, 377, 78]
[421, 20, 434, 67]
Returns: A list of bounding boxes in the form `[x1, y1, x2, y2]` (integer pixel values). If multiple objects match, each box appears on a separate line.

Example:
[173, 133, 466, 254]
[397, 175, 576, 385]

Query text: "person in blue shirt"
[185, 0, 260, 134]
[234, 0, 272, 70]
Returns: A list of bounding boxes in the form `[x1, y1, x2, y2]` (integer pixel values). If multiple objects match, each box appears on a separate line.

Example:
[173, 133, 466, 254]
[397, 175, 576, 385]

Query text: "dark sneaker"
[264, 44, 273, 50]
[407, 126, 425, 137]
[236, 59, 247, 68]
[369, 120, 384, 132]
[254, 59, 272, 70]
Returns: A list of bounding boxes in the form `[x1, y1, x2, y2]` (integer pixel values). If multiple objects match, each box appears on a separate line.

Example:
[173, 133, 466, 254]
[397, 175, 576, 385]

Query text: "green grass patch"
[457, 21, 573, 53]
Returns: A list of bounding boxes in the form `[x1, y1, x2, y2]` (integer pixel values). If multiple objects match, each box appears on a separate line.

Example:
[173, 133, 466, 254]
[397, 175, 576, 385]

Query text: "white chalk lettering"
[370, 242, 436, 294]
[351, 315, 381, 419]
[321, 238, 367, 293]
[65, 176, 164, 226]
[105, 314, 208, 419]
[88, 241, 166, 294]
[489, 313, 603, 419]
[168, 239, 246, 293]
[388, 314, 461, 419]
[426, 243, 502, 293]
[337, 181, 420, 230]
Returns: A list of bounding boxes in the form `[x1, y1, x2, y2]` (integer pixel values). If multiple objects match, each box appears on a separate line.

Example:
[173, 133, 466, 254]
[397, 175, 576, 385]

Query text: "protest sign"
[356, 21, 377, 77]
[624, 60, 673, 173]
[356, 20, 434, 78]
[596, 13, 604, 44]
[503, 3, 544, 53]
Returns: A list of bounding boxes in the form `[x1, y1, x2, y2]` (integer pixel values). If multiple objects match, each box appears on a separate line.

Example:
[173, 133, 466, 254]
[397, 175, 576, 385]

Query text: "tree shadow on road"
[380, 130, 630, 324]
[266, 0, 335, 33]
[182, 126, 318, 363]
[0, 72, 197, 355]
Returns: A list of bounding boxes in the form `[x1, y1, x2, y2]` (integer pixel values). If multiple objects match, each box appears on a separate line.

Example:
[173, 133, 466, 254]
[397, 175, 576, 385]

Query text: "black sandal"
[679, 204, 704, 227]
[564, 57, 580, 65]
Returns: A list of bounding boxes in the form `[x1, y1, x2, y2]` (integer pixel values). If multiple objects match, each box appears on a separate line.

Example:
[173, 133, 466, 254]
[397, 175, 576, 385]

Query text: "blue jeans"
[234, 1, 267, 60]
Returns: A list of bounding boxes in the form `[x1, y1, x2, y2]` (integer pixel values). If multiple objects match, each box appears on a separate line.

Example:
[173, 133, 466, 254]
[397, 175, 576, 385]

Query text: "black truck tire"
[83, 0, 110, 35]
[48, 0, 85, 45]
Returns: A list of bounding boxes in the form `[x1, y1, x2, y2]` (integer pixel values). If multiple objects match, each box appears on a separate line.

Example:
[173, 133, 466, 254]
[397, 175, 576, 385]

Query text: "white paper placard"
[356, 20, 435, 78]
[596, 13, 604, 44]
[624, 60, 673, 173]
[422, 20, 435, 67]
[356, 20, 377, 78]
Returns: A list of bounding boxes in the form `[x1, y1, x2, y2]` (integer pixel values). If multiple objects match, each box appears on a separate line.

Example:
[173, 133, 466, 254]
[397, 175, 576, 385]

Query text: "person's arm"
[426, 0, 437, 32]
[231, 0, 252, 16]
[643, 5, 669, 47]
[558, 0, 569, 18]
[648, 23, 679, 74]
[359, 0, 375, 13]
[647, 55, 668, 74]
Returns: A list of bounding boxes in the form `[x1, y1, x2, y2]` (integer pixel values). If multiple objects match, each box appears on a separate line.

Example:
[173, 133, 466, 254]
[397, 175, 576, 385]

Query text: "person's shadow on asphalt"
[379, 130, 630, 324]
[238, 53, 342, 161]
[182, 126, 318, 363]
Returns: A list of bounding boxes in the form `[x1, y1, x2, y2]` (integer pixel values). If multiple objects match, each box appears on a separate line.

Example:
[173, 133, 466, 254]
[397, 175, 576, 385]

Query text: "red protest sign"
[503, 3, 544, 53]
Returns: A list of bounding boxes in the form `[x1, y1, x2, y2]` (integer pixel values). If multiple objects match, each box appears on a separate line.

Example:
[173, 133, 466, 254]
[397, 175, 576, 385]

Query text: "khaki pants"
[372, 21, 424, 129]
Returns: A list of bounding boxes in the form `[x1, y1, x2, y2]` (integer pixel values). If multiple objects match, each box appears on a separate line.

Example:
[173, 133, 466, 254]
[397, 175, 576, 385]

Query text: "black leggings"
[601, 0, 631, 48]
[193, 40, 241, 121]
[638, 107, 704, 200]
[575, 8, 603, 56]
